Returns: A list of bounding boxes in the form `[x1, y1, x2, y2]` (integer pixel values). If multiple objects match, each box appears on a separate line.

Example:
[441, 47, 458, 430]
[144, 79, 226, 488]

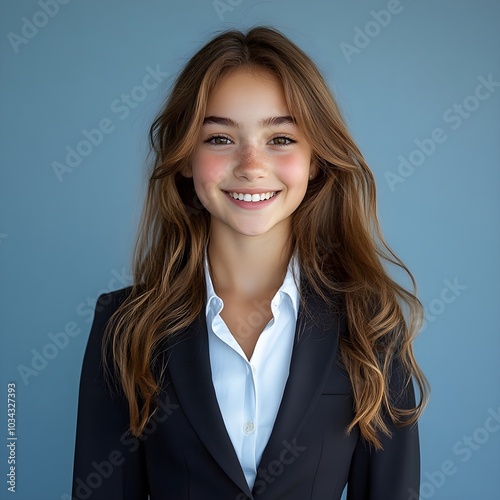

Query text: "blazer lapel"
[255, 276, 342, 480]
[165, 312, 253, 497]
[164, 275, 342, 498]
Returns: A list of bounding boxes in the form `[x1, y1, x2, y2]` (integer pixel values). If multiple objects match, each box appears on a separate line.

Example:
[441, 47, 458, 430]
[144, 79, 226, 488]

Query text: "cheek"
[191, 152, 230, 188]
[274, 152, 311, 188]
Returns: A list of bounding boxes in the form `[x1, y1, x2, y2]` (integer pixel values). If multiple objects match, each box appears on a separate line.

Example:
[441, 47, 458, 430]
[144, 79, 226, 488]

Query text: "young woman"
[72, 27, 429, 499]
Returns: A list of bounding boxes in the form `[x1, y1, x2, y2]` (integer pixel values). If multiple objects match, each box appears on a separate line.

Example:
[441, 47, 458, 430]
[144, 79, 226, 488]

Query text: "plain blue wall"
[1, 1, 499, 498]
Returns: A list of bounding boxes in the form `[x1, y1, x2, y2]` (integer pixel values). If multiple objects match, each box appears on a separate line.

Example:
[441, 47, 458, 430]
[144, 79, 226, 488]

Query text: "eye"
[205, 135, 233, 146]
[269, 136, 296, 146]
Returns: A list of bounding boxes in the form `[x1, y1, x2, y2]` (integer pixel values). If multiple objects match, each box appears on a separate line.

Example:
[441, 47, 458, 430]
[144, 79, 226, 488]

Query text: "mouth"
[223, 191, 280, 202]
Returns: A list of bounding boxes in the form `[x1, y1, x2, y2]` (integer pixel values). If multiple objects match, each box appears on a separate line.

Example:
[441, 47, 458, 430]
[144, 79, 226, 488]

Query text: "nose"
[233, 144, 268, 182]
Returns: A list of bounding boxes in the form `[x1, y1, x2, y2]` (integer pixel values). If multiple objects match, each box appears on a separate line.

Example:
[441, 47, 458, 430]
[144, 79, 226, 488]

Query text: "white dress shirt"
[203, 248, 300, 490]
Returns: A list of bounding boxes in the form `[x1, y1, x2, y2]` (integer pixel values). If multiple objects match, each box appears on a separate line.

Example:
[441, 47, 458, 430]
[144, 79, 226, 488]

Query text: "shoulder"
[95, 285, 134, 314]
[80, 286, 134, 389]
[86, 286, 134, 342]
[87, 285, 135, 349]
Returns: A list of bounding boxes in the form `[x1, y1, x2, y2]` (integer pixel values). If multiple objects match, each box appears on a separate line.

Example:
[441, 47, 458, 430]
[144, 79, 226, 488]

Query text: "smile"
[224, 191, 278, 202]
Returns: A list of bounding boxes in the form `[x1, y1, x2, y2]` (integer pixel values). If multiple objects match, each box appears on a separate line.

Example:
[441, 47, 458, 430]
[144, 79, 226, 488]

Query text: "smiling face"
[187, 67, 314, 240]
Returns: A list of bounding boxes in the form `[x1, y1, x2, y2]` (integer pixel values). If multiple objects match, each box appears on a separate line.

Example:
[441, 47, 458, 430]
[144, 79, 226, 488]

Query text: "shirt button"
[243, 422, 255, 434]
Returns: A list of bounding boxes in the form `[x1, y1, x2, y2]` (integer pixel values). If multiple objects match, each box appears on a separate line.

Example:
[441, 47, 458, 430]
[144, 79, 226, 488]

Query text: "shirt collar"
[203, 244, 300, 318]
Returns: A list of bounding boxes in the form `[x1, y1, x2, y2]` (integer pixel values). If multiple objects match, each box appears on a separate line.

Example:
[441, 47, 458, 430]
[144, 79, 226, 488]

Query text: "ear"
[309, 158, 318, 180]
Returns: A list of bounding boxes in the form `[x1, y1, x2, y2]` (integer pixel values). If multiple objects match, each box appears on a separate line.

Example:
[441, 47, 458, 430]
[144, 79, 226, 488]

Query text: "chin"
[236, 229, 271, 237]
[230, 224, 274, 237]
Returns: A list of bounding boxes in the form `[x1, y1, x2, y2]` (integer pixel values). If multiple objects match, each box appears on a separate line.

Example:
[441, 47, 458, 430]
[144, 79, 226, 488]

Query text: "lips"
[224, 191, 278, 202]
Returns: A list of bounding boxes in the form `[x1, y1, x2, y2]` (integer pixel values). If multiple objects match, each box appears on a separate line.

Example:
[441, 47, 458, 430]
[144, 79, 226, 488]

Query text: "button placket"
[242, 362, 257, 438]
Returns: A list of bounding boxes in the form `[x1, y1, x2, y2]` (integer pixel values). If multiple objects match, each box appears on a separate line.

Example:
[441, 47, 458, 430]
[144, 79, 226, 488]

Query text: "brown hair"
[103, 26, 429, 449]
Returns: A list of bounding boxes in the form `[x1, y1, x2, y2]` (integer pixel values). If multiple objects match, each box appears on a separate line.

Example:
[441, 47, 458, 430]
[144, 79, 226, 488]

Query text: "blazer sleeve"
[346, 354, 421, 500]
[71, 290, 149, 500]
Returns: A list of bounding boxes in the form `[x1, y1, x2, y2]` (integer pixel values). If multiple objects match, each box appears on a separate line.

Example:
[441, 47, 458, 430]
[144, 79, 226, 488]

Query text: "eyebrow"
[202, 115, 295, 127]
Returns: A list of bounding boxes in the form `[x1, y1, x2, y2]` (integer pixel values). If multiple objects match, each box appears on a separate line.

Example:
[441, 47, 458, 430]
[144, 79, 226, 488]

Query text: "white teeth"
[227, 191, 277, 202]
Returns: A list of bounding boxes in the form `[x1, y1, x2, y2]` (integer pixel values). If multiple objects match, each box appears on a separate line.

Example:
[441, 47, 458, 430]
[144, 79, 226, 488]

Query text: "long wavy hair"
[103, 26, 429, 449]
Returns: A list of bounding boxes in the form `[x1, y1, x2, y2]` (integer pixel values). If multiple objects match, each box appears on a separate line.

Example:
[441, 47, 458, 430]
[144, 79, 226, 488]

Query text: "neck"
[207, 220, 293, 300]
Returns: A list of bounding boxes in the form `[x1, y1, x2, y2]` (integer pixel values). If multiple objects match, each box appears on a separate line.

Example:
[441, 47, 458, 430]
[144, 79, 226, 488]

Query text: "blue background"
[1, 1, 499, 499]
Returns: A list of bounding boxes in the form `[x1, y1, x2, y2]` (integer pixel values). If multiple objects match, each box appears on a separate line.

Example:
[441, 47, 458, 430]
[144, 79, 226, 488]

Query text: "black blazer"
[72, 279, 420, 500]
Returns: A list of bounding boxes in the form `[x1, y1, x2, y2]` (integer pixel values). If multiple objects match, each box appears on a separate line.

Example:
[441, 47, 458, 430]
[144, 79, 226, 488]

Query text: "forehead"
[205, 67, 290, 119]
